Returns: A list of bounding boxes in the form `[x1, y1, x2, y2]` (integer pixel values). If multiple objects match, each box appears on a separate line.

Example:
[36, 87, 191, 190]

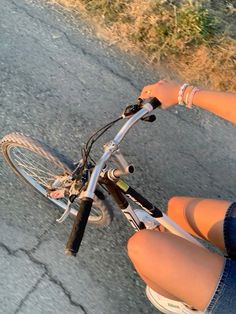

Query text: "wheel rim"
[7, 145, 103, 222]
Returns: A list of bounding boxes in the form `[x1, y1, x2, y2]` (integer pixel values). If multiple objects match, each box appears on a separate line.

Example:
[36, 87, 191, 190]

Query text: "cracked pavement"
[0, 0, 236, 313]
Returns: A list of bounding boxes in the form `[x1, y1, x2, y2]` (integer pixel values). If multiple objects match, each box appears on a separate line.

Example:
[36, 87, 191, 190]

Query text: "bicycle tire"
[1, 132, 113, 226]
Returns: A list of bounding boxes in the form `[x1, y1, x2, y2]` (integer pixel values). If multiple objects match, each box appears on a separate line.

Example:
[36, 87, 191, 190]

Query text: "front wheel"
[1, 133, 113, 226]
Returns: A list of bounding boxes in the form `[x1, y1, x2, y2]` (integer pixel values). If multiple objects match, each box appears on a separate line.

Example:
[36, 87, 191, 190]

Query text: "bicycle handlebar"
[65, 97, 162, 256]
[65, 197, 93, 256]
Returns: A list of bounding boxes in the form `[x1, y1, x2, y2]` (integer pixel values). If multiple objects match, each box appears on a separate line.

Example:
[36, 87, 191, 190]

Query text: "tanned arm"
[140, 80, 236, 124]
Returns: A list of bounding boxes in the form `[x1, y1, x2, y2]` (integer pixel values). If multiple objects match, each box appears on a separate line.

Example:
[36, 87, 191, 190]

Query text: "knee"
[127, 229, 154, 262]
[127, 229, 170, 264]
[127, 230, 179, 268]
[166, 196, 182, 217]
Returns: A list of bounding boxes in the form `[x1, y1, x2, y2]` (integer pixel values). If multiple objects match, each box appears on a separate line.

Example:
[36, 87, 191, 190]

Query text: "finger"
[139, 83, 157, 99]
[139, 89, 151, 99]
[139, 90, 153, 99]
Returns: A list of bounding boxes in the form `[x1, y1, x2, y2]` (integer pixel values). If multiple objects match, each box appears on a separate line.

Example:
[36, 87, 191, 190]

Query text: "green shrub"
[130, 1, 220, 58]
[176, 5, 218, 44]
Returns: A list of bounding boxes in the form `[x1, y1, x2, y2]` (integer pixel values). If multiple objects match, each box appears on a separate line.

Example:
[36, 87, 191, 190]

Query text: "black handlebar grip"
[143, 97, 162, 109]
[65, 197, 93, 257]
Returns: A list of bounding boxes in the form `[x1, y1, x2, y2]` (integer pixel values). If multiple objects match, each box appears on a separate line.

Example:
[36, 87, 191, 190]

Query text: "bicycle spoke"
[14, 148, 56, 177]
[12, 148, 61, 187]
[16, 160, 54, 183]
[14, 159, 53, 186]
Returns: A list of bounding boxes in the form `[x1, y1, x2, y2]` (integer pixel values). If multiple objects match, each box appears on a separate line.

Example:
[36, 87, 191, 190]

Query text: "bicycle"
[1, 97, 204, 312]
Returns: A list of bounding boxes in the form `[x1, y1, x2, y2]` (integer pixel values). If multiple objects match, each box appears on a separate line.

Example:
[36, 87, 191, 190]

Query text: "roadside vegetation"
[52, 0, 236, 90]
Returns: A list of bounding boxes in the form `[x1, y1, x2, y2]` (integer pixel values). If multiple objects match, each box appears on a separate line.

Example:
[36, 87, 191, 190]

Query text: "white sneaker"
[134, 209, 160, 230]
[146, 286, 204, 314]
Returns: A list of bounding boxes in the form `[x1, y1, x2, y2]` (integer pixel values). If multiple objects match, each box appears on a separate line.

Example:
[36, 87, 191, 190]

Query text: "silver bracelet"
[178, 83, 189, 106]
[187, 87, 200, 108]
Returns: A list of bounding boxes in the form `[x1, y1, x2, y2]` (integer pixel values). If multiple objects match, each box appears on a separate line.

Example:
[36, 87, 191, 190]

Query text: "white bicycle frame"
[82, 101, 204, 248]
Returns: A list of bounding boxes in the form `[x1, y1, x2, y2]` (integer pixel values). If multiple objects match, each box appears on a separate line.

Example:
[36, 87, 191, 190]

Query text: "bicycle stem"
[84, 104, 153, 199]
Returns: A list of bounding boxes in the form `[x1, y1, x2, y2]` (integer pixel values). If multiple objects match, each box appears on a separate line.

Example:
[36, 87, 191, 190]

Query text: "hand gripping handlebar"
[65, 97, 161, 257]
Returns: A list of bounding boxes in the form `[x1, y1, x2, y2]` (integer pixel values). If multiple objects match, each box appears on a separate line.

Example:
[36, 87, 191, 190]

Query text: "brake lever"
[56, 199, 72, 223]
[141, 114, 156, 122]
[122, 103, 142, 117]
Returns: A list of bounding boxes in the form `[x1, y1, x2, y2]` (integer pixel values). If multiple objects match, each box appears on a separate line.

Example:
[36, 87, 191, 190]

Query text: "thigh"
[167, 197, 231, 252]
[128, 229, 224, 311]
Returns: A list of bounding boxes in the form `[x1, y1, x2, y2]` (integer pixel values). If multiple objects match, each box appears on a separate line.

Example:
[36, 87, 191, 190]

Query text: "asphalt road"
[0, 0, 236, 313]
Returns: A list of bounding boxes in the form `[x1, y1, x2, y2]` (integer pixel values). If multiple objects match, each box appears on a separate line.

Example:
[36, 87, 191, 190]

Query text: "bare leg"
[127, 197, 230, 308]
[166, 197, 231, 252]
[128, 229, 224, 311]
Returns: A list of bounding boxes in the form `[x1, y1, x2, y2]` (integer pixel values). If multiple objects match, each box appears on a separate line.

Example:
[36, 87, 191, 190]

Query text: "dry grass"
[51, 0, 236, 91]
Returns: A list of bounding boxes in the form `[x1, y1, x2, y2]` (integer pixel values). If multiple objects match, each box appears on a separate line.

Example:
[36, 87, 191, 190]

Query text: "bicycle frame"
[100, 175, 203, 247]
[81, 100, 204, 248]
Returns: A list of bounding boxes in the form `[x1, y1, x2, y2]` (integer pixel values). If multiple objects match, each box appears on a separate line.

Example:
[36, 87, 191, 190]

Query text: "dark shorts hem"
[223, 202, 236, 259]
